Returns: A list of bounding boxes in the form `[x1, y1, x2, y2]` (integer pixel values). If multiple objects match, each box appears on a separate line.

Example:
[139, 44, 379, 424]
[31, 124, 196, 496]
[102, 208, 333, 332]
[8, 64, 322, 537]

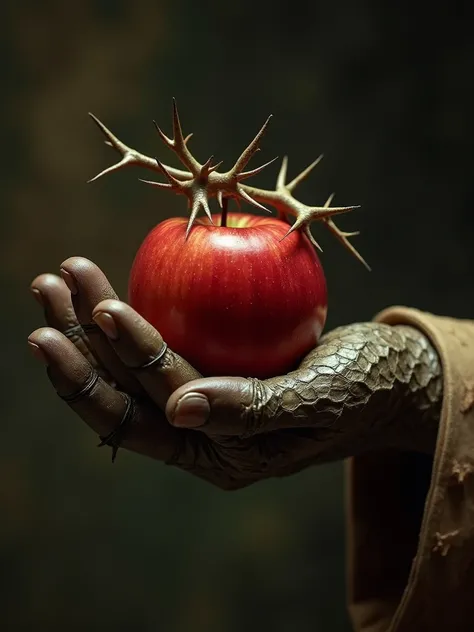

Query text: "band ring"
[97, 394, 135, 463]
[63, 324, 85, 339]
[60, 371, 99, 403]
[133, 342, 169, 371]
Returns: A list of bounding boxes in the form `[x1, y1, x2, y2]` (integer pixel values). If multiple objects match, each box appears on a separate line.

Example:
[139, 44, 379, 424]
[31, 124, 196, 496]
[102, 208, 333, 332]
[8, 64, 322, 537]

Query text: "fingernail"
[93, 311, 119, 340]
[30, 288, 44, 306]
[60, 268, 78, 295]
[28, 341, 48, 365]
[173, 393, 210, 428]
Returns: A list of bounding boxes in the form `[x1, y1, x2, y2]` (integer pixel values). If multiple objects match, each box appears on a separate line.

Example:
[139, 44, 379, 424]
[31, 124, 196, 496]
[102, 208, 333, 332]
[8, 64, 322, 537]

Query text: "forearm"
[256, 323, 443, 457]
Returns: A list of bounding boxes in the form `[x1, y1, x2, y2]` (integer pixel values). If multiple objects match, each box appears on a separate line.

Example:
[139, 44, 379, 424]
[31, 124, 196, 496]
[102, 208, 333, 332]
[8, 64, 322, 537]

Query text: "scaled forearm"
[256, 323, 443, 455]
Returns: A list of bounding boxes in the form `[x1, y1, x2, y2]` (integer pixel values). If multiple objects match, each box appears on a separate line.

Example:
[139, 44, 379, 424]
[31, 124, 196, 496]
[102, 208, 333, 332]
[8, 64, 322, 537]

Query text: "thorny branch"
[88, 99, 369, 268]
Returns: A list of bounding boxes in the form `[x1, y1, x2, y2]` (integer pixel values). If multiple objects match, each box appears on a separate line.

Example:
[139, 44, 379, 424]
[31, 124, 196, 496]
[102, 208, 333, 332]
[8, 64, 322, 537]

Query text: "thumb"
[165, 376, 269, 436]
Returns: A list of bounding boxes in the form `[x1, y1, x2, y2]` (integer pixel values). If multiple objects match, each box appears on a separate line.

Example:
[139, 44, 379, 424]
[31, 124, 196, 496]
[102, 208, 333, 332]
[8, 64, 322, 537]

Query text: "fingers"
[165, 377, 264, 436]
[91, 299, 202, 409]
[30, 273, 103, 373]
[59, 257, 142, 394]
[28, 327, 180, 462]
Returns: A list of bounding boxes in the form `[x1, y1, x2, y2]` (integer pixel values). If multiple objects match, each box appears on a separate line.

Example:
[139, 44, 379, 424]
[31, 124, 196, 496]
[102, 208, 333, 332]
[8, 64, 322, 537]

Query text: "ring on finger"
[131, 342, 169, 371]
[97, 394, 136, 463]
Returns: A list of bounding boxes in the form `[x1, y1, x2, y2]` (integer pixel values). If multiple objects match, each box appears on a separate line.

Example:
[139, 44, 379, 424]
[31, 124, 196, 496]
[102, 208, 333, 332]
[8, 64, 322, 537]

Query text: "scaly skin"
[168, 323, 443, 490]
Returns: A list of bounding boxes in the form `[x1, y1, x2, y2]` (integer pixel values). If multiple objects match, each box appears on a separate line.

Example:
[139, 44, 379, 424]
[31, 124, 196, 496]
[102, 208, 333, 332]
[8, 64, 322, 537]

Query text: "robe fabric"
[346, 307, 474, 631]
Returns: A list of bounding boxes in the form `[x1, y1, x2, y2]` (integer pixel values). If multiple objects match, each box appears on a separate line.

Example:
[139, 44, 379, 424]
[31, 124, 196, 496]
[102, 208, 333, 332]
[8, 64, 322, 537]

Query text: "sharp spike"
[339, 229, 360, 238]
[286, 155, 323, 192]
[279, 224, 294, 242]
[88, 113, 123, 152]
[172, 98, 186, 146]
[217, 190, 224, 208]
[285, 214, 307, 234]
[231, 115, 273, 175]
[153, 120, 173, 147]
[202, 198, 213, 222]
[153, 100, 201, 175]
[155, 158, 182, 186]
[138, 178, 174, 190]
[303, 225, 323, 252]
[326, 219, 371, 271]
[236, 156, 279, 181]
[87, 156, 132, 183]
[200, 155, 223, 178]
[208, 160, 223, 173]
[324, 192, 335, 208]
[276, 156, 289, 190]
[185, 199, 201, 239]
[279, 216, 323, 251]
[237, 185, 271, 213]
[308, 204, 360, 220]
[89, 112, 190, 182]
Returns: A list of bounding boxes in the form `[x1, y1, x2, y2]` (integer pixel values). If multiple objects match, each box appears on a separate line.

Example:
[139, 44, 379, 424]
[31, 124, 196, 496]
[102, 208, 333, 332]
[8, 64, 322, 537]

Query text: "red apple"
[128, 212, 327, 379]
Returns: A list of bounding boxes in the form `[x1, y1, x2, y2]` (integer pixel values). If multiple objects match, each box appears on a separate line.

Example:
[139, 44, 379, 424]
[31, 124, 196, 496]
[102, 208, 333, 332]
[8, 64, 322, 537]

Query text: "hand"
[28, 258, 443, 490]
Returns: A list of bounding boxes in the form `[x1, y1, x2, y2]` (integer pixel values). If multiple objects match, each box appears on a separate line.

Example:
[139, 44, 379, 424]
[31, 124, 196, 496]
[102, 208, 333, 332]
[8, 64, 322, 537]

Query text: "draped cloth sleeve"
[346, 307, 474, 632]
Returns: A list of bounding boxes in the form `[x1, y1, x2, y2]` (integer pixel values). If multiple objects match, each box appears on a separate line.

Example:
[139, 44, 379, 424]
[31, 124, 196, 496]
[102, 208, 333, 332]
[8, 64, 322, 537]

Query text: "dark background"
[2, 1, 473, 631]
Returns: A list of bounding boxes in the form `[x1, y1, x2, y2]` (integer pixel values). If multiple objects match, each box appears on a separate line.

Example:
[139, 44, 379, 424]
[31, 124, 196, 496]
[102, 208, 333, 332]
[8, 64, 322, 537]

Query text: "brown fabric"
[346, 307, 474, 632]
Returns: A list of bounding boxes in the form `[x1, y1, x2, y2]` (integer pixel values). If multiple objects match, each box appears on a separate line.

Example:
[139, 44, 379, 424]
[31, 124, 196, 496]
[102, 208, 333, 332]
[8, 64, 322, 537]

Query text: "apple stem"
[220, 197, 229, 227]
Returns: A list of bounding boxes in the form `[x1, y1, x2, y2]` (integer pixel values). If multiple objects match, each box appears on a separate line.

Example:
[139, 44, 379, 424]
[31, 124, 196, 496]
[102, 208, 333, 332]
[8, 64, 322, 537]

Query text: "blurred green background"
[2, 1, 474, 630]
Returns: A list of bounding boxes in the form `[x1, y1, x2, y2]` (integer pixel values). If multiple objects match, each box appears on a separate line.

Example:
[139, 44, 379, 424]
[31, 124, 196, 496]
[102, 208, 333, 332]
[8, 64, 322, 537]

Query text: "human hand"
[28, 258, 442, 490]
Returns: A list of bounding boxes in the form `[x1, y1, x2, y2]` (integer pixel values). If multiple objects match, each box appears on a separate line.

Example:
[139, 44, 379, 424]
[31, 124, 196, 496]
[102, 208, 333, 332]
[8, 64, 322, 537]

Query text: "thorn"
[154, 100, 200, 175]
[324, 192, 335, 208]
[201, 198, 214, 225]
[236, 156, 279, 181]
[308, 204, 360, 220]
[200, 155, 214, 178]
[279, 221, 298, 242]
[184, 133, 193, 145]
[303, 225, 323, 252]
[172, 98, 185, 146]
[87, 155, 133, 183]
[88, 113, 133, 159]
[185, 197, 204, 240]
[279, 221, 323, 251]
[217, 190, 224, 208]
[153, 120, 172, 147]
[237, 185, 271, 213]
[326, 219, 371, 271]
[286, 155, 323, 192]
[200, 156, 223, 178]
[340, 230, 360, 238]
[199, 193, 214, 223]
[139, 178, 174, 190]
[155, 158, 183, 187]
[184, 190, 214, 239]
[208, 161, 223, 173]
[276, 156, 289, 190]
[231, 115, 273, 175]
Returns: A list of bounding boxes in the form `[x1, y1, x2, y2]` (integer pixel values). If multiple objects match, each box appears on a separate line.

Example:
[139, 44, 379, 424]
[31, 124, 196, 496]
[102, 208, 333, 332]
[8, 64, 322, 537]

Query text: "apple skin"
[128, 212, 327, 379]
